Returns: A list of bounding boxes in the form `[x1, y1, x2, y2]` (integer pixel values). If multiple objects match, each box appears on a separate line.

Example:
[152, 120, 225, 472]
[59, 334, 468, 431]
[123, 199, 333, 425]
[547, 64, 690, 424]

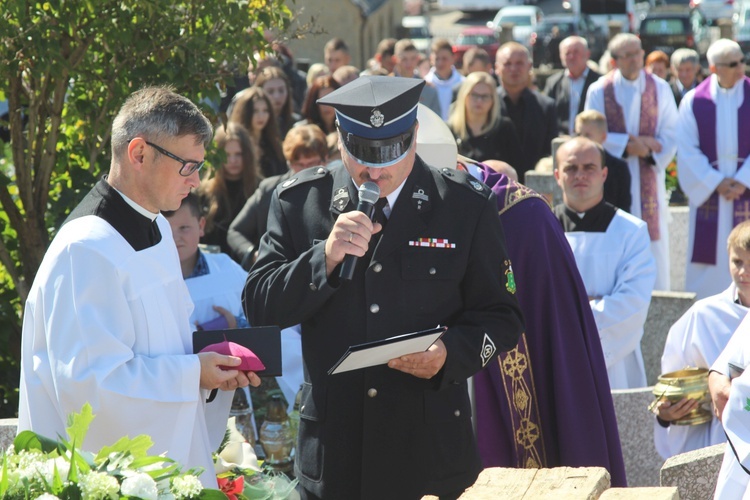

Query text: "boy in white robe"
[653, 221, 750, 459]
[554, 136, 657, 390]
[17, 87, 260, 488]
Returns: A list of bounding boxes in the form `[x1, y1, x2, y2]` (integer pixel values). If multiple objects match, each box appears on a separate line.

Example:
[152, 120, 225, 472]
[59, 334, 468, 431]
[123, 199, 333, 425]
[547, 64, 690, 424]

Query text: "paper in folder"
[328, 326, 447, 375]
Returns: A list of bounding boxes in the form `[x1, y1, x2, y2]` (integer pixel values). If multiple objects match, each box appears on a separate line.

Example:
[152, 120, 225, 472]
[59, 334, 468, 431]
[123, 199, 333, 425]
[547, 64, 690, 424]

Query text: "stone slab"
[456, 467, 610, 499]
[668, 207, 689, 292]
[0, 418, 17, 450]
[642, 291, 696, 386]
[599, 487, 679, 499]
[660, 443, 725, 500]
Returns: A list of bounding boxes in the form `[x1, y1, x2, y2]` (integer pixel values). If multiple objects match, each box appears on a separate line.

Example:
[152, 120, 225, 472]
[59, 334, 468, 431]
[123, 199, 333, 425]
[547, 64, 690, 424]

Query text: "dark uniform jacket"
[543, 68, 601, 136]
[244, 157, 524, 499]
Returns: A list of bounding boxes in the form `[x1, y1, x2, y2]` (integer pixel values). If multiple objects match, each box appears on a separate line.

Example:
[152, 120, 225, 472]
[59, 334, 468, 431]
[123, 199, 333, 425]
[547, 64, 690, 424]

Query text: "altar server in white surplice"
[585, 33, 678, 291]
[17, 87, 261, 488]
[653, 221, 750, 460]
[677, 39, 750, 300]
[554, 137, 656, 390]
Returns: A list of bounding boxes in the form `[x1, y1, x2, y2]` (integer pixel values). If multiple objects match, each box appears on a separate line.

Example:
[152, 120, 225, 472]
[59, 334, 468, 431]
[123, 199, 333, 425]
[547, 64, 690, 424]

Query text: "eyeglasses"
[716, 58, 745, 68]
[614, 50, 642, 61]
[144, 141, 205, 177]
[469, 92, 493, 102]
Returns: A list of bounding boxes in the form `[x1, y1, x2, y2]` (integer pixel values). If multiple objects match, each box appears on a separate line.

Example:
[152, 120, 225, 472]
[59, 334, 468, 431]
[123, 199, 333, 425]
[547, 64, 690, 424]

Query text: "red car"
[453, 27, 500, 69]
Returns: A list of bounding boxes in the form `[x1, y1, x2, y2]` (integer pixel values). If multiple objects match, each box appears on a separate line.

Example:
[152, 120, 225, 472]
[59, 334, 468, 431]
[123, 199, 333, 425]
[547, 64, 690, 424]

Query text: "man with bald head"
[554, 136, 656, 389]
[677, 39, 750, 299]
[544, 36, 601, 135]
[585, 33, 678, 291]
[495, 42, 558, 180]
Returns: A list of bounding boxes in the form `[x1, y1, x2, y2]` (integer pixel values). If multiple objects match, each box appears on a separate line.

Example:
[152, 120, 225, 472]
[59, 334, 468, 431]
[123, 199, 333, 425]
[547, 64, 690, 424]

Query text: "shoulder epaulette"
[278, 166, 329, 194]
[440, 167, 491, 198]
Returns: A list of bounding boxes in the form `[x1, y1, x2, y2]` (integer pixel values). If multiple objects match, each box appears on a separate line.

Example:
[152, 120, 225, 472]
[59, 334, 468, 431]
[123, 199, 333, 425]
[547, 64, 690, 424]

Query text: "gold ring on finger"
[349, 232, 354, 243]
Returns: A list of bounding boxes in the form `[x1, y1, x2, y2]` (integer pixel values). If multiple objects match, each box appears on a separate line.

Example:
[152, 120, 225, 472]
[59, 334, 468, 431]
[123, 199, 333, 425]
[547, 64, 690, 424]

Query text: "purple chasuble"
[472, 165, 627, 487]
[690, 76, 750, 264]
[603, 72, 660, 240]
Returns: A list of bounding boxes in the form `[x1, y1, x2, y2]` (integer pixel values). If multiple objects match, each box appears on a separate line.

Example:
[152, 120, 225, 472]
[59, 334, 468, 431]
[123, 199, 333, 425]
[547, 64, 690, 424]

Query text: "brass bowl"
[652, 367, 712, 426]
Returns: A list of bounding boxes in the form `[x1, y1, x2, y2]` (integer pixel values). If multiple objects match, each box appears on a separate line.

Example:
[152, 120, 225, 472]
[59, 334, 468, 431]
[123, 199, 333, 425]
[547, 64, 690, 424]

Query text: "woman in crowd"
[646, 50, 670, 81]
[228, 124, 328, 269]
[229, 87, 287, 178]
[297, 75, 340, 134]
[199, 122, 260, 255]
[447, 71, 521, 166]
[253, 65, 299, 139]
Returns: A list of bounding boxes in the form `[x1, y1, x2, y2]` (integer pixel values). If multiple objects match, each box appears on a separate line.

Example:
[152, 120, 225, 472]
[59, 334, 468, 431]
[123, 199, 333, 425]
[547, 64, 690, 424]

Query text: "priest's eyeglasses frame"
[140, 140, 205, 177]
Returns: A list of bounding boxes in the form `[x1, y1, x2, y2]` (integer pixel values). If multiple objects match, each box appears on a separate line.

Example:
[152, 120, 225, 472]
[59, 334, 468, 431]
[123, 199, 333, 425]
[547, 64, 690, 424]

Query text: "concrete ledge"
[660, 443, 725, 500]
[600, 487, 679, 499]
[458, 467, 610, 499]
[0, 418, 17, 450]
[643, 291, 696, 386]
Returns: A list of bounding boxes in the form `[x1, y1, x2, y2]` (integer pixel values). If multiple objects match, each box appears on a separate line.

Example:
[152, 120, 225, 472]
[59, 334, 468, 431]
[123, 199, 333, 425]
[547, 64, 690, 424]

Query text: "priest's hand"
[198, 352, 262, 391]
[639, 136, 662, 154]
[324, 211, 382, 277]
[708, 370, 732, 422]
[388, 339, 447, 379]
[625, 136, 649, 158]
[654, 397, 699, 422]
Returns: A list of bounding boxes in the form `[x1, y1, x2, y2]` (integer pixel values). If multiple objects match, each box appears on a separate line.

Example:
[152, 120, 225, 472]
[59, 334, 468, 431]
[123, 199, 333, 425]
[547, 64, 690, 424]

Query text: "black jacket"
[244, 157, 524, 499]
[543, 68, 601, 136]
[497, 87, 558, 180]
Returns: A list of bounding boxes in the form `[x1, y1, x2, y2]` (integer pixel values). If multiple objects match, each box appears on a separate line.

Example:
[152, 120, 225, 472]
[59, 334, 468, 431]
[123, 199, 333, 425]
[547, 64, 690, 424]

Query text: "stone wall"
[660, 443, 725, 500]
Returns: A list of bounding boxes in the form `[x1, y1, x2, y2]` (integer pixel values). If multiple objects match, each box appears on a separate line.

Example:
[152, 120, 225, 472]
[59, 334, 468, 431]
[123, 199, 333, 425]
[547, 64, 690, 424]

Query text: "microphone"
[340, 181, 380, 281]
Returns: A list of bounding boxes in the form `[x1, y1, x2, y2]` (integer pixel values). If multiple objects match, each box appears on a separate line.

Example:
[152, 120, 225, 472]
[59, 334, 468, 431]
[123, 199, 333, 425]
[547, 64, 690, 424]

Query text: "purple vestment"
[473, 165, 627, 487]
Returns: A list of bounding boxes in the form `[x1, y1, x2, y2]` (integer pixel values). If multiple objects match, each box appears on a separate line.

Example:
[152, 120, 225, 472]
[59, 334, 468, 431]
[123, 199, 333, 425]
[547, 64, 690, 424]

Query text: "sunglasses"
[716, 58, 745, 68]
[143, 141, 205, 177]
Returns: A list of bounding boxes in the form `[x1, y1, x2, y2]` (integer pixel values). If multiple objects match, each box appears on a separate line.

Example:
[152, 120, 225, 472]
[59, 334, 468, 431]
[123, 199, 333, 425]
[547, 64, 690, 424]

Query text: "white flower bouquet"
[1, 404, 226, 499]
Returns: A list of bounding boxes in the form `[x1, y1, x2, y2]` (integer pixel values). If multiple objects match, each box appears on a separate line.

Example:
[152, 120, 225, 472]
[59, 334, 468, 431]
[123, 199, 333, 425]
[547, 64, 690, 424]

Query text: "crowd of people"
[15, 27, 750, 499]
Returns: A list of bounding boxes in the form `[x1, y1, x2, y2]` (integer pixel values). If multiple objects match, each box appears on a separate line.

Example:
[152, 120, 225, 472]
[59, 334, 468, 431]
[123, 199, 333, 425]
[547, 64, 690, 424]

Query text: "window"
[581, 0, 627, 15]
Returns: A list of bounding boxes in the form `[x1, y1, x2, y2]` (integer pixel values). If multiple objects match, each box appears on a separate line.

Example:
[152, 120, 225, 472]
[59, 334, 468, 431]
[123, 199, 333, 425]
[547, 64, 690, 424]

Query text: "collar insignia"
[370, 109, 384, 128]
[469, 179, 484, 192]
[332, 187, 349, 211]
[480, 333, 497, 367]
[411, 187, 431, 212]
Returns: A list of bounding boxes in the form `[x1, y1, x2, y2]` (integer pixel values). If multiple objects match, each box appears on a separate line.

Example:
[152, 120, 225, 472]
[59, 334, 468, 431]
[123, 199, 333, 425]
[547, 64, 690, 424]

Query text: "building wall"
[284, 0, 401, 71]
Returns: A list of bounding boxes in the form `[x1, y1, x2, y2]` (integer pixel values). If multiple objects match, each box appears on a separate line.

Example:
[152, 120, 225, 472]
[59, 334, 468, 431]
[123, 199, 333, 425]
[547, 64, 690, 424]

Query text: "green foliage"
[0, 0, 295, 416]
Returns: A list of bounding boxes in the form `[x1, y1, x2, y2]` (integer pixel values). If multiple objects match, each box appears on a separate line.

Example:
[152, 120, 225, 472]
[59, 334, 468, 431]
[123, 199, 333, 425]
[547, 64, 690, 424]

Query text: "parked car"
[530, 13, 607, 67]
[453, 27, 501, 68]
[397, 16, 432, 54]
[689, 0, 739, 24]
[638, 6, 711, 58]
[487, 5, 544, 47]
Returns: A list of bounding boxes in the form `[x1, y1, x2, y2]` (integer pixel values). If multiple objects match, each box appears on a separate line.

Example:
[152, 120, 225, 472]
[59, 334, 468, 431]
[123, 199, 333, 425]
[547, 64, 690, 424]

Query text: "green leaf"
[13, 430, 65, 454]
[66, 402, 95, 445]
[0, 453, 9, 497]
[95, 434, 153, 461]
[200, 489, 233, 499]
[744, 397, 750, 412]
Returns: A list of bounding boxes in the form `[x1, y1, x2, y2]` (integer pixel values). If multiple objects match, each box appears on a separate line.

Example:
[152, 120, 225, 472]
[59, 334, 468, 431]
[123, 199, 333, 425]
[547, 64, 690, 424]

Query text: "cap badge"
[370, 109, 384, 128]
[480, 333, 497, 367]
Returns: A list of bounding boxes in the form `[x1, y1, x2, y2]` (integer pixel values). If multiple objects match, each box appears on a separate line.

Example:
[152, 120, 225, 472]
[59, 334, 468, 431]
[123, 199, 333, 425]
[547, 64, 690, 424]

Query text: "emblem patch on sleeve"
[504, 259, 516, 294]
[480, 333, 497, 367]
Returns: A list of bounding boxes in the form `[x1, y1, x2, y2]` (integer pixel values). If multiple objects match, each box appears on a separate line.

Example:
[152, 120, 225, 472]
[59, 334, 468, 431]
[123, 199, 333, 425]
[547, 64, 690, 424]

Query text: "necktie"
[374, 198, 389, 229]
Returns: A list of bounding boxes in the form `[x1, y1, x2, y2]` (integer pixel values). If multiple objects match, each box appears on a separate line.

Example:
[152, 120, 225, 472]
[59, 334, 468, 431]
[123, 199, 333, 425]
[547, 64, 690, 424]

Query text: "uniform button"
[368, 388, 378, 398]
[454, 409, 461, 417]
[309, 283, 317, 291]
[373, 263, 383, 273]
[300, 405, 305, 412]
[429, 267, 436, 275]
[370, 303, 380, 314]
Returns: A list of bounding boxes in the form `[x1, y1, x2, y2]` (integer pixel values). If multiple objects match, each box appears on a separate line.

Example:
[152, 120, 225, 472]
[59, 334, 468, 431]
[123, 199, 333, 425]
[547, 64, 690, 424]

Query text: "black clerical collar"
[64, 178, 162, 251]
[554, 199, 617, 233]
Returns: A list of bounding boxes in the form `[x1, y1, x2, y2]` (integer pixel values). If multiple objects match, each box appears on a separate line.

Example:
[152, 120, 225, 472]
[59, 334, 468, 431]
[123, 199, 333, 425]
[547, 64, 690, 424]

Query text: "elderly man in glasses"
[585, 33, 678, 292]
[17, 86, 261, 488]
[675, 39, 750, 300]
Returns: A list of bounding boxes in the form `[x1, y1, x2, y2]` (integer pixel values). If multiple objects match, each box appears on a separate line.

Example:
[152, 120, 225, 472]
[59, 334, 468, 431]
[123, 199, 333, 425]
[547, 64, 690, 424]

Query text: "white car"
[690, 0, 739, 24]
[487, 5, 544, 47]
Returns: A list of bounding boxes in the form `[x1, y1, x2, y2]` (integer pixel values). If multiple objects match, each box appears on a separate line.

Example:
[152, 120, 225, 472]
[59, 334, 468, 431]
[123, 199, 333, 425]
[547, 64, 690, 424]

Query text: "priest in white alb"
[554, 137, 656, 389]
[653, 221, 750, 459]
[17, 87, 261, 488]
[677, 39, 750, 300]
[585, 33, 678, 291]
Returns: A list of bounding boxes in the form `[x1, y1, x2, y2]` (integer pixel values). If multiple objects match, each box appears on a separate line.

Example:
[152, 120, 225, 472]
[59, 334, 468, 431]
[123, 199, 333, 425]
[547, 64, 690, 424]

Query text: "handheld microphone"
[340, 181, 380, 281]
